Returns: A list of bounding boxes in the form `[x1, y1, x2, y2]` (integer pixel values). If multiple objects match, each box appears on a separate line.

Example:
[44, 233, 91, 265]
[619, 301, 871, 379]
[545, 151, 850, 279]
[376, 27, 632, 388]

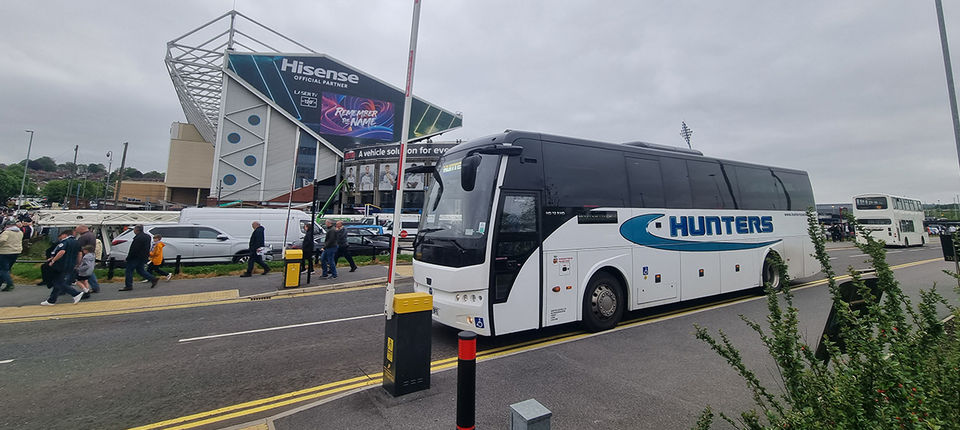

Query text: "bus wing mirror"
[461, 154, 481, 192]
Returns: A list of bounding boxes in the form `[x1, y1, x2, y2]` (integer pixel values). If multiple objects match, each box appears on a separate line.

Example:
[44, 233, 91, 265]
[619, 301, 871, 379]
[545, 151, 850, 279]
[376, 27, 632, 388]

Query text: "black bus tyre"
[582, 272, 624, 332]
[903, 238, 909, 247]
[762, 253, 781, 290]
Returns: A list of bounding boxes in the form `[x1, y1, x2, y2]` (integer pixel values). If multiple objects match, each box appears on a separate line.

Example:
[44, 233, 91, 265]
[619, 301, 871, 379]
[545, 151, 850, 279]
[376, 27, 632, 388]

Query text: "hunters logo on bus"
[670, 215, 773, 237]
[619, 214, 781, 252]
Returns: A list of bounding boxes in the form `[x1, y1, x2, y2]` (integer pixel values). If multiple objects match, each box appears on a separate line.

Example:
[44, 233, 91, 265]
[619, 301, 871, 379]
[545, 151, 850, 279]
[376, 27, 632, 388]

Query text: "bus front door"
[489, 191, 541, 335]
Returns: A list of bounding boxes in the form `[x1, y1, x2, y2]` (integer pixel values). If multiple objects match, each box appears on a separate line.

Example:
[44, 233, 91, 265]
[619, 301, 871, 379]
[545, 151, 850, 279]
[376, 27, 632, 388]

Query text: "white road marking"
[888, 250, 903, 254]
[852, 254, 867, 257]
[178, 313, 382, 343]
[828, 257, 837, 260]
[0, 359, 13, 364]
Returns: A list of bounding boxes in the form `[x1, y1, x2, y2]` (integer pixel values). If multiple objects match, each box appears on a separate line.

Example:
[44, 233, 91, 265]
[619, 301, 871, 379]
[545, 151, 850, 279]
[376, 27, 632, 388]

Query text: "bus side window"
[735, 166, 784, 210]
[687, 160, 736, 209]
[542, 142, 626, 207]
[625, 158, 665, 208]
[660, 157, 692, 209]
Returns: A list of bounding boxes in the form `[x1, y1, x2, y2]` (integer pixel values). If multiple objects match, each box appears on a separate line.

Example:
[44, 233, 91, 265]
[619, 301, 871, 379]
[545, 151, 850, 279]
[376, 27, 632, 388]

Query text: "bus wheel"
[582, 272, 624, 332]
[904, 238, 909, 247]
[762, 254, 781, 290]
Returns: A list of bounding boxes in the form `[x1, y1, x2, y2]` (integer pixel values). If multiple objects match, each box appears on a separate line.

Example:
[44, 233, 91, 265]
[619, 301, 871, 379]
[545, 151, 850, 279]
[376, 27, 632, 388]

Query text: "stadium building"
[164, 10, 462, 211]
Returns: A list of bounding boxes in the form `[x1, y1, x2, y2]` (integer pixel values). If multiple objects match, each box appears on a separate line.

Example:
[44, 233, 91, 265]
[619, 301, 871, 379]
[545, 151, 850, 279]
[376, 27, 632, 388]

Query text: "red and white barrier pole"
[457, 330, 477, 430]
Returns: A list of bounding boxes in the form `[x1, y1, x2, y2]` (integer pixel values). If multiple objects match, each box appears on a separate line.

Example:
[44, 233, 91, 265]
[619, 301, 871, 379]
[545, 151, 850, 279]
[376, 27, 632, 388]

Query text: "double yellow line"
[131, 257, 943, 430]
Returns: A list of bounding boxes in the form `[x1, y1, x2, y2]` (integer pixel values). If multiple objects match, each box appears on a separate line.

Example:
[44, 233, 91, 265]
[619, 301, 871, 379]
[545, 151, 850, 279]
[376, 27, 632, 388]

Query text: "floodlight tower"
[680, 121, 694, 149]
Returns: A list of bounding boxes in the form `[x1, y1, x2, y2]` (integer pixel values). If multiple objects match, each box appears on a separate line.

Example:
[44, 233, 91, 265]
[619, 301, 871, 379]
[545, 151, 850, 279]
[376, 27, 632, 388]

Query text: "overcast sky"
[3, 1, 960, 204]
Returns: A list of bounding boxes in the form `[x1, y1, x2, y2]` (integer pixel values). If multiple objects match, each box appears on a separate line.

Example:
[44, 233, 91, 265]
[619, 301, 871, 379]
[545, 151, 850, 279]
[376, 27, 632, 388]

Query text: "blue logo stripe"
[619, 214, 781, 252]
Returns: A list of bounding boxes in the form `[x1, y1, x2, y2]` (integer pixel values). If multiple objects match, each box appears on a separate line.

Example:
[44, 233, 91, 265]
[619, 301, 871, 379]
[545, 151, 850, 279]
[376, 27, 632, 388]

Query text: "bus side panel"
[720, 248, 760, 294]
[630, 207, 680, 306]
[631, 247, 680, 307]
[782, 236, 806, 279]
[679, 251, 721, 301]
[543, 251, 579, 326]
[492, 249, 542, 335]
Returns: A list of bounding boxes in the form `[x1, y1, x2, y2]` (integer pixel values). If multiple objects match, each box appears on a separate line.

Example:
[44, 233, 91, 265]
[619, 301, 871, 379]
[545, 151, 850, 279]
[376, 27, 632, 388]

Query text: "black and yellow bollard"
[282, 249, 302, 288]
[382, 292, 432, 396]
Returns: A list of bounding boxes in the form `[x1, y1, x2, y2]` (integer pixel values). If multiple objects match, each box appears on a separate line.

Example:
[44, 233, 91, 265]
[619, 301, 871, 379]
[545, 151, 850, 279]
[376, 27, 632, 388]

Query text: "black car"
[289, 230, 391, 257]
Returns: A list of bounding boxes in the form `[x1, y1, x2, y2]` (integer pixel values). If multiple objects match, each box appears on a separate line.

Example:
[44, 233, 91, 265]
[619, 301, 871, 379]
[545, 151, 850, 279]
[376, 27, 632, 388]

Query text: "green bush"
[693, 210, 960, 429]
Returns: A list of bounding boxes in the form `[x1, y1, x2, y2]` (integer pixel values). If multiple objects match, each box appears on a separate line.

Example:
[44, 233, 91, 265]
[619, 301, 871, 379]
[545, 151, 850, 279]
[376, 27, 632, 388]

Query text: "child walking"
[75, 245, 96, 293]
[146, 233, 172, 283]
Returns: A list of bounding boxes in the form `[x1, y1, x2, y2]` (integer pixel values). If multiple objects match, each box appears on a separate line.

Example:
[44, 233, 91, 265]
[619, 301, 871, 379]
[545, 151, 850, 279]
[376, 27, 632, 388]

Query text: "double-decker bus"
[852, 193, 926, 247]
[412, 131, 818, 336]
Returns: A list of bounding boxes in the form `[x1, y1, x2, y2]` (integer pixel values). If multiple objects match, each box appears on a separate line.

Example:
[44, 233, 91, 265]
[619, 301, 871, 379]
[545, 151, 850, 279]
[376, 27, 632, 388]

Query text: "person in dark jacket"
[120, 225, 157, 291]
[319, 220, 338, 279]
[301, 224, 315, 274]
[335, 221, 357, 272]
[241, 221, 270, 277]
[40, 230, 84, 305]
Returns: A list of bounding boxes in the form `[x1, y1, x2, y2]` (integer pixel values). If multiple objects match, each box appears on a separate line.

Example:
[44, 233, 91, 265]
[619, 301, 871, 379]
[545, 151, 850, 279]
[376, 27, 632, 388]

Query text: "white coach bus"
[852, 193, 926, 247]
[411, 131, 819, 336]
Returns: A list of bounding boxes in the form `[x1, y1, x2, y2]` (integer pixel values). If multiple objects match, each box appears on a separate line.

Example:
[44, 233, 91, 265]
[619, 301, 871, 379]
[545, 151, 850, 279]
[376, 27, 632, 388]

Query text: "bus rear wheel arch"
[582, 270, 626, 332]
[762, 252, 782, 290]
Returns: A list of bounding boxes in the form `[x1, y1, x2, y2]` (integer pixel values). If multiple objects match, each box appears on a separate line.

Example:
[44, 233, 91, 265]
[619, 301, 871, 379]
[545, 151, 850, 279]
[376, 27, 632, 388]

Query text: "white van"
[179, 208, 315, 251]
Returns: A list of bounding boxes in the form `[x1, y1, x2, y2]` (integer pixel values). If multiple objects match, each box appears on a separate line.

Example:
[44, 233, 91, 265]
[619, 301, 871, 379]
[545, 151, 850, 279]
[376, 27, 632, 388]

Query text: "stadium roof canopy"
[165, 10, 316, 144]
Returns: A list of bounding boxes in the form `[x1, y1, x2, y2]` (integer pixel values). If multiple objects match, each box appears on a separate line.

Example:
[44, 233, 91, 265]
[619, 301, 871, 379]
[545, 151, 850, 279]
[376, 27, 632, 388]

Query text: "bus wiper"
[419, 227, 445, 234]
[431, 170, 443, 211]
[449, 238, 467, 254]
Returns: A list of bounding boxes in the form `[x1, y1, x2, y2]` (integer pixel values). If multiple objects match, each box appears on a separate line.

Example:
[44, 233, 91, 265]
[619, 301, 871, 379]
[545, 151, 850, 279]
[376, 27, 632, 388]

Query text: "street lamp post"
[102, 151, 113, 206]
[17, 130, 34, 211]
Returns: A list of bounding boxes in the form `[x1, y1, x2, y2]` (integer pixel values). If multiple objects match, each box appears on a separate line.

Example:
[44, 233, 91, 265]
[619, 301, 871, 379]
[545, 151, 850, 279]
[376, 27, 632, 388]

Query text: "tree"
[142, 170, 165, 180]
[42, 179, 103, 204]
[59, 162, 77, 173]
[31, 156, 58, 172]
[122, 167, 143, 180]
[42, 180, 71, 203]
[85, 163, 106, 174]
[0, 164, 39, 203]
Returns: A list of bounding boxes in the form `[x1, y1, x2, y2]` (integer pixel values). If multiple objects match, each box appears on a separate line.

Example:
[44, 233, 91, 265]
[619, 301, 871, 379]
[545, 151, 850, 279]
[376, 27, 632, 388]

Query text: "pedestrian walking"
[62, 228, 82, 287]
[319, 219, 338, 279]
[0, 218, 24, 292]
[335, 221, 357, 272]
[75, 224, 101, 293]
[41, 230, 84, 305]
[240, 221, 270, 277]
[75, 245, 96, 293]
[119, 225, 157, 291]
[146, 233, 172, 281]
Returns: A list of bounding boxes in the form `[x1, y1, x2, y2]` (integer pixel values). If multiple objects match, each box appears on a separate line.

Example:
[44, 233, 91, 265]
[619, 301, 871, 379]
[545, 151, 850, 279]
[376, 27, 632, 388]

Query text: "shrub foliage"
[693, 211, 960, 429]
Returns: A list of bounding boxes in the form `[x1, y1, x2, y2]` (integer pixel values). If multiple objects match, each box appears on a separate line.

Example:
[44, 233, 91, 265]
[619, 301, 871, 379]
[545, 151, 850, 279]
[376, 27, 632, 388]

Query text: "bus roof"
[448, 130, 810, 175]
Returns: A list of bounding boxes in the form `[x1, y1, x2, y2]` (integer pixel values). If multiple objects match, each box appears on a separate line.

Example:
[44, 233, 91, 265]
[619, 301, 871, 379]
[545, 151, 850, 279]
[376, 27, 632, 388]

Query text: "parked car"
[288, 229, 391, 256]
[109, 224, 253, 263]
[180, 207, 314, 251]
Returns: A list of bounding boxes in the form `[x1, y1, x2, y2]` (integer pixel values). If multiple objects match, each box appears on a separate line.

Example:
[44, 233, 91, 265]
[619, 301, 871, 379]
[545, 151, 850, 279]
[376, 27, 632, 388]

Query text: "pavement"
[0, 263, 411, 323]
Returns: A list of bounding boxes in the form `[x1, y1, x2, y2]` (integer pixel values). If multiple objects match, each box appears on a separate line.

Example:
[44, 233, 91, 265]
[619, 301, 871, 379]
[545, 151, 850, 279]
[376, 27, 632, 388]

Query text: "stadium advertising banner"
[226, 53, 461, 150]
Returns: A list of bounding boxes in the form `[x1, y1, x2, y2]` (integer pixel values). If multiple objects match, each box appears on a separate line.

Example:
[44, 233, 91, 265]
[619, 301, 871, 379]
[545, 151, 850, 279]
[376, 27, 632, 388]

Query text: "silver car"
[109, 224, 250, 263]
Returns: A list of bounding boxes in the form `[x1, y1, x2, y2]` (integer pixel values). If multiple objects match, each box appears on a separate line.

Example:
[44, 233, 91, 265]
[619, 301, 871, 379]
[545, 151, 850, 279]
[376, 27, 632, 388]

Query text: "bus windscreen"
[855, 197, 887, 210]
